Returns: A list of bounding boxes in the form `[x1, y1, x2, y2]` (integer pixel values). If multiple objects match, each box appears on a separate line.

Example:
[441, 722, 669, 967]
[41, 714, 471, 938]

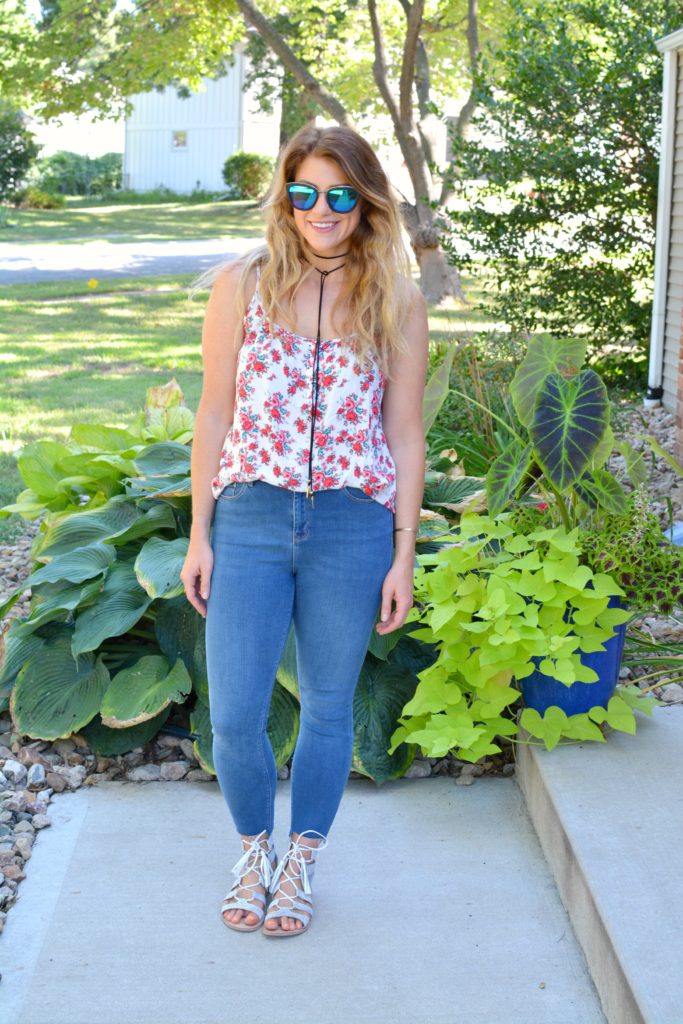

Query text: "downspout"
[646, 44, 678, 406]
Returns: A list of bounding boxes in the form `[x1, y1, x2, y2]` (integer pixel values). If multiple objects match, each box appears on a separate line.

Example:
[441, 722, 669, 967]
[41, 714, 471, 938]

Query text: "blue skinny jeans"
[205, 479, 394, 840]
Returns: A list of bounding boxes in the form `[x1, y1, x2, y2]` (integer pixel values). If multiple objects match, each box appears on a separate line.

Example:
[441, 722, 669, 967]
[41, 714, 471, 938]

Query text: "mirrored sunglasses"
[286, 182, 360, 214]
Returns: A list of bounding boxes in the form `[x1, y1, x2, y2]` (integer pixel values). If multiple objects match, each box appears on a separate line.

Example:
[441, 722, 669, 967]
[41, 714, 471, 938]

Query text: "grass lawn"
[0, 199, 265, 245]
[0, 270, 487, 541]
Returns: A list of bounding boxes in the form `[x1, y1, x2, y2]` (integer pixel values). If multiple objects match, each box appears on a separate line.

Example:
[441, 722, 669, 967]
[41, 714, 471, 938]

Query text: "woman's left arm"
[376, 283, 430, 635]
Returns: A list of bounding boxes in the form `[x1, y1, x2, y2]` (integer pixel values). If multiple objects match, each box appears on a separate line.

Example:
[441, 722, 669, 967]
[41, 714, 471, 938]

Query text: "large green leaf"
[26, 542, 116, 587]
[11, 577, 105, 638]
[69, 424, 140, 451]
[100, 654, 192, 727]
[80, 704, 172, 755]
[143, 406, 194, 443]
[113, 502, 177, 544]
[191, 698, 214, 773]
[133, 442, 192, 478]
[388, 635, 439, 679]
[0, 488, 57, 520]
[614, 440, 647, 488]
[367, 619, 406, 660]
[352, 656, 420, 785]
[11, 633, 110, 740]
[16, 440, 74, 498]
[72, 562, 152, 656]
[589, 424, 614, 472]
[530, 369, 609, 492]
[510, 334, 587, 427]
[56, 451, 134, 481]
[135, 536, 188, 599]
[33, 497, 141, 558]
[486, 440, 533, 516]
[155, 596, 207, 701]
[574, 469, 628, 514]
[127, 476, 192, 498]
[423, 343, 459, 436]
[422, 472, 486, 512]
[267, 680, 300, 768]
[0, 625, 46, 705]
[276, 624, 299, 698]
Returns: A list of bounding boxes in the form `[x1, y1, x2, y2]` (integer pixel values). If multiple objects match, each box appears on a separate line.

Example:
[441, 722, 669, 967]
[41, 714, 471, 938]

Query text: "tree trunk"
[401, 203, 465, 304]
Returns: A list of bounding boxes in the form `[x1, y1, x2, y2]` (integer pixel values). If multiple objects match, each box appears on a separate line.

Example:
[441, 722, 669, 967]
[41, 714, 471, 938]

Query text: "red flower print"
[212, 290, 398, 512]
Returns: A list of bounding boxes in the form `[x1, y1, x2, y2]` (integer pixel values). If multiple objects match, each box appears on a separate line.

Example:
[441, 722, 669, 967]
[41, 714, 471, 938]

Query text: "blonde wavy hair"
[197, 125, 414, 380]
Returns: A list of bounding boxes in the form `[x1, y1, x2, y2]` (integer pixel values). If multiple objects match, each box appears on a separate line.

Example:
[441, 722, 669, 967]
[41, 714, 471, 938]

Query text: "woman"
[181, 124, 429, 938]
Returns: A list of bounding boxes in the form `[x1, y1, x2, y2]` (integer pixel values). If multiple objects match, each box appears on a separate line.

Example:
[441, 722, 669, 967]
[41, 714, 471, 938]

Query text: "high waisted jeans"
[205, 479, 394, 840]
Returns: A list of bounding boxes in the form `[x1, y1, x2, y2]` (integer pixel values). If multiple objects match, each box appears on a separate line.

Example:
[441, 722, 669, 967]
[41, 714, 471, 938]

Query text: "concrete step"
[0, 775, 604, 1024]
[516, 703, 683, 1024]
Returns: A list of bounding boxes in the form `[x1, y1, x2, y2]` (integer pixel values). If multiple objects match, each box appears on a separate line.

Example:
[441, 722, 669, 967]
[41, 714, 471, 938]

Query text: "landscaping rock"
[404, 759, 432, 779]
[27, 763, 46, 788]
[159, 761, 190, 781]
[2, 759, 27, 786]
[126, 764, 161, 782]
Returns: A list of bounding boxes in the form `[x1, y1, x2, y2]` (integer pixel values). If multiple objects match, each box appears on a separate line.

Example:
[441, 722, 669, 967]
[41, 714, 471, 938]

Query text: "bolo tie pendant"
[305, 257, 346, 511]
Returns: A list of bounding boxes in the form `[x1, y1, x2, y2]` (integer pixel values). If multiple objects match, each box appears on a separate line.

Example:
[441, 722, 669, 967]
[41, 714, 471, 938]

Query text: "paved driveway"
[0, 237, 262, 285]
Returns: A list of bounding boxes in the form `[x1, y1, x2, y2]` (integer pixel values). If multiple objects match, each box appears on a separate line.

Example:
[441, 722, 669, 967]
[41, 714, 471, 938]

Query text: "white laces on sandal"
[269, 829, 328, 896]
[222, 830, 276, 917]
[230, 830, 276, 890]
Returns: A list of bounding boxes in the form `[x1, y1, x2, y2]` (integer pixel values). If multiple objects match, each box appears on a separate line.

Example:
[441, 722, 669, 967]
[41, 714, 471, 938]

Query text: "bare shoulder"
[208, 258, 258, 312]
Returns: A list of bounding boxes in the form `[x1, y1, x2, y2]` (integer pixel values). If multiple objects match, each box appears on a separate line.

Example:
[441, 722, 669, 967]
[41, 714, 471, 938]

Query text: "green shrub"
[0, 104, 39, 201]
[20, 186, 66, 209]
[32, 150, 122, 196]
[222, 151, 275, 200]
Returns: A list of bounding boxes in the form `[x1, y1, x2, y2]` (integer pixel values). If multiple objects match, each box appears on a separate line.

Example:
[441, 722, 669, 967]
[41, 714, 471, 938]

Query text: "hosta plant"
[0, 342, 477, 784]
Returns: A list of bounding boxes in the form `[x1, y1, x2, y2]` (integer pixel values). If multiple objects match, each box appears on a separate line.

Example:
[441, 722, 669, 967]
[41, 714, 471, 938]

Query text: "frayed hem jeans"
[205, 479, 394, 841]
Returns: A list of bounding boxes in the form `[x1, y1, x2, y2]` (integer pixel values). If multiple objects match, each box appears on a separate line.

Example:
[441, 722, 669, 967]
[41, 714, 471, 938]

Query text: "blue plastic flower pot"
[518, 596, 628, 715]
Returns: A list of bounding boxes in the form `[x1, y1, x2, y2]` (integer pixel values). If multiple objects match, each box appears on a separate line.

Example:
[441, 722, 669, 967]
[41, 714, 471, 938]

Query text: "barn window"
[172, 131, 187, 149]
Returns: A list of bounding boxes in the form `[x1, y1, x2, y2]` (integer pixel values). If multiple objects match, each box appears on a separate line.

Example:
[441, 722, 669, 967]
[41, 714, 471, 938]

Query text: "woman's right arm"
[181, 262, 254, 617]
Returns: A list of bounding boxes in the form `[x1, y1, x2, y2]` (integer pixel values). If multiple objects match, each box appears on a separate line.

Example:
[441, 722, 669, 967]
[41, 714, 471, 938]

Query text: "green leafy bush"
[442, 0, 680, 364]
[389, 514, 659, 757]
[222, 151, 275, 200]
[0, 103, 39, 201]
[32, 150, 122, 196]
[19, 185, 65, 209]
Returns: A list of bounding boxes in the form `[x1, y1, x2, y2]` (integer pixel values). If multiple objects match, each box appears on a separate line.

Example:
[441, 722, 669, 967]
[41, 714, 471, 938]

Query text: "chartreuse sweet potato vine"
[388, 514, 660, 758]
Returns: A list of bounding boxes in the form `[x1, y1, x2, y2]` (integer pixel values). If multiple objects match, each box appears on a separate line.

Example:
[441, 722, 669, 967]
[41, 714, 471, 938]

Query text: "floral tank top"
[210, 272, 397, 511]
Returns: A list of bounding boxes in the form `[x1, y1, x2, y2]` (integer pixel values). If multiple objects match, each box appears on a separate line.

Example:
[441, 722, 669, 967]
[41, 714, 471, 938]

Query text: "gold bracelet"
[394, 527, 417, 533]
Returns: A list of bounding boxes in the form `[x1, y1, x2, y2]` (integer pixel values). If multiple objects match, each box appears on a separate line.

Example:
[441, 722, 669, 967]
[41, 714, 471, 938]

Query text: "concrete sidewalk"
[0, 775, 604, 1024]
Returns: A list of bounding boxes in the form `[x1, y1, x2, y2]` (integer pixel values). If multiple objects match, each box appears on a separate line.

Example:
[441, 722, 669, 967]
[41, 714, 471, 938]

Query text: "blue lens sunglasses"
[286, 182, 360, 214]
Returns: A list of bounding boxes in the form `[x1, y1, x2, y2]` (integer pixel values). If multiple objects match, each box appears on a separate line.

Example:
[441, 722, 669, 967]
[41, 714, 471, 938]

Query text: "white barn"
[122, 51, 280, 194]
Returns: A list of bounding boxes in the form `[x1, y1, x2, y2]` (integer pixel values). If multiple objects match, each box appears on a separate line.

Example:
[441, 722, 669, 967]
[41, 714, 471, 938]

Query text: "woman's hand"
[180, 538, 214, 619]
[375, 557, 415, 635]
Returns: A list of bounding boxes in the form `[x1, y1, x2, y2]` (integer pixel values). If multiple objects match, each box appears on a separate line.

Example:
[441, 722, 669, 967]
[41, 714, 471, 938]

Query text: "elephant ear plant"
[390, 335, 669, 757]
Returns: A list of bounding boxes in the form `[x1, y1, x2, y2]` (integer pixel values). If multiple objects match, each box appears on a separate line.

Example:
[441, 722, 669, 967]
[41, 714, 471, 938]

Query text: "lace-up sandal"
[262, 829, 328, 937]
[221, 829, 278, 932]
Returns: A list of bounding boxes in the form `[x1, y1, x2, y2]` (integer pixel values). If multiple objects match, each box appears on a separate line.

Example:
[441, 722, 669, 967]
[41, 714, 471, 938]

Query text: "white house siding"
[123, 54, 280, 193]
[662, 48, 683, 412]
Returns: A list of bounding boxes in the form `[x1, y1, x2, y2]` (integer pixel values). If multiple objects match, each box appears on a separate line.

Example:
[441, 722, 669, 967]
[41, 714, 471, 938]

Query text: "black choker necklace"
[307, 250, 349, 259]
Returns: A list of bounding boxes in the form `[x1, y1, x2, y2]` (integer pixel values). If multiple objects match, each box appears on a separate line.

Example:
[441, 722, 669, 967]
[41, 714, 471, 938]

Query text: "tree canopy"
[443, 0, 681, 355]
